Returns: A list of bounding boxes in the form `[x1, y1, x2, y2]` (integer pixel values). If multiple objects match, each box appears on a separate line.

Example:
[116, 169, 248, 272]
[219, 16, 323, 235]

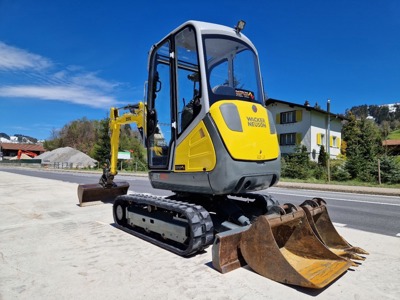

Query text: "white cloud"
[70, 72, 120, 91]
[0, 41, 125, 108]
[53, 70, 68, 80]
[0, 42, 52, 70]
[0, 85, 120, 108]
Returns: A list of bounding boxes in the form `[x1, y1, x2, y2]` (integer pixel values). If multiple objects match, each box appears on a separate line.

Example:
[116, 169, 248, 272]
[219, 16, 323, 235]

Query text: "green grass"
[387, 129, 400, 140]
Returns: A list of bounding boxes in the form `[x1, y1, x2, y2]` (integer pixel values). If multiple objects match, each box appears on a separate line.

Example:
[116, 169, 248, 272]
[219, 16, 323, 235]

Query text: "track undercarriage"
[112, 192, 275, 256]
[112, 192, 367, 289]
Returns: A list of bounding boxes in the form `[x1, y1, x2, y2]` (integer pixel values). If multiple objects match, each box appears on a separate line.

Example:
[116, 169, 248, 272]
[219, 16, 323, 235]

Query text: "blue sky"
[0, 0, 399, 140]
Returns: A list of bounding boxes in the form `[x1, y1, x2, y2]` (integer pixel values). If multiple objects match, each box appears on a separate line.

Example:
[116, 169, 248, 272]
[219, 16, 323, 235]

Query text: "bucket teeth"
[331, 249, 366, 261]
[347, 246, 369, 255]
[212, 205, 353, 289]
[300, 198, 368, 260]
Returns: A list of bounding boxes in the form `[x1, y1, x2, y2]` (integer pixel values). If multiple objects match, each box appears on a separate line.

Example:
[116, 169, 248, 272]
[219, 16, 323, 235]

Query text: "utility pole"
[327, 99, 331, 182]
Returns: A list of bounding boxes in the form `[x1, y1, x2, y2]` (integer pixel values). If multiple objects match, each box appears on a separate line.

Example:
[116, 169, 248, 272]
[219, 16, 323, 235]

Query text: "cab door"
[147, 25, 201, 171]
[147, 39, 174, 170]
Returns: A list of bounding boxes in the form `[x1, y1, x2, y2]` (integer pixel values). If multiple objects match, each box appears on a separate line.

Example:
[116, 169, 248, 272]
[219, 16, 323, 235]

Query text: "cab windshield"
[203, 35, 264, 105]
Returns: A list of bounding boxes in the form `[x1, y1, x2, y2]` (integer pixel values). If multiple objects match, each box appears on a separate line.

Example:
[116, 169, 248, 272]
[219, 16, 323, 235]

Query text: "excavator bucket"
[300, 198, 368, 261]
[77, 182, 129, 207]
[213, 206, 353, 289]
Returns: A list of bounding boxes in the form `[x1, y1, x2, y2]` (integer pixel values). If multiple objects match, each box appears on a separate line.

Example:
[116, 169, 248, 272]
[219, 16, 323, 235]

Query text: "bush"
[376, 156, 400, 184]
[329, 159, 350, 181]
[281, 146, 312, 179]
[357, 161, 376, 182]
[312, 164, 328, 180]
[331, 165, 351, 181]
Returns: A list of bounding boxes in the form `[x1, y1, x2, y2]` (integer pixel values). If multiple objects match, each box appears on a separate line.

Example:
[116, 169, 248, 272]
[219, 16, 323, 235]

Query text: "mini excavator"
[78, 20, 367, 289]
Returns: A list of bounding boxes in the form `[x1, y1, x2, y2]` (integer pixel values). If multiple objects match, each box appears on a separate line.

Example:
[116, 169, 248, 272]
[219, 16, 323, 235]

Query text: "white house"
[265, 98, 345, 161]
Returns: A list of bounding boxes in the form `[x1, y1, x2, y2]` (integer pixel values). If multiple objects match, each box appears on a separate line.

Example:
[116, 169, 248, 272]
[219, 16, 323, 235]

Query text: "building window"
[280, 111, 296, 124]
[280, 133, 296, 145]
[276, 110, 302, 124]
[317, 133, 326, 145]
[330, 136, 340, 148]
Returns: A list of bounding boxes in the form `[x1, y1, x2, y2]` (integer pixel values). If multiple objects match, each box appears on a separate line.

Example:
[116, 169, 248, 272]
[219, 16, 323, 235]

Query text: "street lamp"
[327, 99, 331, 182]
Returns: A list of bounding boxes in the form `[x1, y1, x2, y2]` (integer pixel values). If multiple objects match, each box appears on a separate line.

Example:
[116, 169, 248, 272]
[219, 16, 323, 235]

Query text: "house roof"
[265, 98, 347, 121]
[0, 143, 46, 152]
[382, 140, 400, 146]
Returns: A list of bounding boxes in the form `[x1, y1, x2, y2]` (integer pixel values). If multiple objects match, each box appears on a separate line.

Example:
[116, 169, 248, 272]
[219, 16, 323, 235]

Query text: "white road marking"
[396, 233, 400, 237]
[271, 187, 399, 199]
[269, 191, 400, 207]
[332, 222, 347, 227]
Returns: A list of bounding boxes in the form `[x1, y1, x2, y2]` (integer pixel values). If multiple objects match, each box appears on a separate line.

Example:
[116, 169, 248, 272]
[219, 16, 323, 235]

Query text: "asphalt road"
[2, 167, 400, 238]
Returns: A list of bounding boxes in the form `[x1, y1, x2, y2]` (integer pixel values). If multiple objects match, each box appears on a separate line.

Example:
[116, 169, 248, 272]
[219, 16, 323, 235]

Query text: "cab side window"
[147, 41, 171, 169]
[175, 27, 201, 134]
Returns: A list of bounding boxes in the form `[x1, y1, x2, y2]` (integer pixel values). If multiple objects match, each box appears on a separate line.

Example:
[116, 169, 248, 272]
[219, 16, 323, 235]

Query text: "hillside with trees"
[345, 103, 400, 139]
[43, 117, 147, 171]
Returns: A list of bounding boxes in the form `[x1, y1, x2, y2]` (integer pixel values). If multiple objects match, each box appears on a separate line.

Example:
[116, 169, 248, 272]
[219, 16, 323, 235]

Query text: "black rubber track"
[113, 194, 214, 256]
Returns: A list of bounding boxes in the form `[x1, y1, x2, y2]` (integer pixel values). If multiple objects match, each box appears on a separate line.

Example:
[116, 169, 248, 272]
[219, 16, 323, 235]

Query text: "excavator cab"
[77, 20, 366, 289]
[146, 21, 280, 195]
[78, 21, 280, 204]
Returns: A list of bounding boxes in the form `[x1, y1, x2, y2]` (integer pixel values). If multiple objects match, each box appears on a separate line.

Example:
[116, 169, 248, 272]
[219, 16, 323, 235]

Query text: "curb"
[276, 181, 400, 197]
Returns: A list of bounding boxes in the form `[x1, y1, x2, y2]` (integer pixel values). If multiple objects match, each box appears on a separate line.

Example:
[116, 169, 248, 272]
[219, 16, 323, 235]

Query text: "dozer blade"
[212, 226, 249, 274]
[213, 206, 352, 289]
[77, 182, 129, 207]
[300, 198, 368, 261]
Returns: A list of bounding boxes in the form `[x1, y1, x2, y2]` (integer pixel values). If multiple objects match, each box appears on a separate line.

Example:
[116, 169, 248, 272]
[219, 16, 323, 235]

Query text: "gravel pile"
[37, 147, 97, 168]
[10, 153, 33, 160]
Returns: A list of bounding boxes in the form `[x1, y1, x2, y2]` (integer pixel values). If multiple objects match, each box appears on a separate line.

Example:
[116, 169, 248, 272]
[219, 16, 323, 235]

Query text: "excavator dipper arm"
[77, 102, 146, 206]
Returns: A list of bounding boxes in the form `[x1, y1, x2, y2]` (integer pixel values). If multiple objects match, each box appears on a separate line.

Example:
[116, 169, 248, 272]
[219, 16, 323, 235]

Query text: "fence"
[0, 159, 42, 168]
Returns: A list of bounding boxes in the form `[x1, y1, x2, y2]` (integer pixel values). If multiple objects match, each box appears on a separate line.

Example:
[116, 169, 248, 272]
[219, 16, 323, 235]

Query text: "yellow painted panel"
[296, 133, 302, 145]
[317, 133, 321, 145]
[330, 136, 333, 147]
[337, 137, 341, 148]
[296, 110, 303, 122]
[276, 113, 281, 124]
[174, 121, 216, 172]
[209, 101, 279, 161]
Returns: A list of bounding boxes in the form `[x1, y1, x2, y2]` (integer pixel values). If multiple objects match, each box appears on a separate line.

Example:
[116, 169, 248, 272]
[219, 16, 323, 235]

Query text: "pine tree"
[318, 145, 327, 167]
[342, 114, 383, 181]
[93, 118, 111, 166]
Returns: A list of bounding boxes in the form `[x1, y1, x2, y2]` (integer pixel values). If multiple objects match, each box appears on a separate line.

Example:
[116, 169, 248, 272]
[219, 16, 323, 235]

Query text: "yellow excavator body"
[174, 120, 216, 172]
[77, 20, 366, 289]
[209, 100, 279, 161]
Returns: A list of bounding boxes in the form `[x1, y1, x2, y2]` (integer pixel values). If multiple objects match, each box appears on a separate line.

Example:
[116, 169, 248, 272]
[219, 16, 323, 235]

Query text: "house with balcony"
[265, 98, 345, 161]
